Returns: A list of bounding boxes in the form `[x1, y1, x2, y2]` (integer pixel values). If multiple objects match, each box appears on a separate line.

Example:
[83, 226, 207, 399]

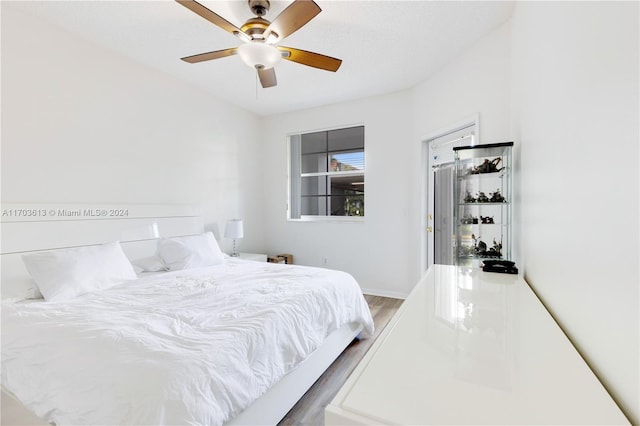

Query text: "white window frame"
[287, 125, 365, 223]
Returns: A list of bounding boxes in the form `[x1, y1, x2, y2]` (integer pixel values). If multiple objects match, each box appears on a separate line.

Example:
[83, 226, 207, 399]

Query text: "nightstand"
[236, 252, 267, 262]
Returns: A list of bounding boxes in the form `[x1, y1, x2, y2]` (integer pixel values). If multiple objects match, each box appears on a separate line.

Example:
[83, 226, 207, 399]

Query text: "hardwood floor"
[277, 295, 403, 426]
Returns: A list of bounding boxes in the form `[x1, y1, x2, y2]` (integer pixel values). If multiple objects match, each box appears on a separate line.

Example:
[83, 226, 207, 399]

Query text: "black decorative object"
[467, 157, 504, 175]
[489, 189, 505, 203]
[482, 259, 518, 274]
[480, 216, 494, 224]
[464, 191, 476, 203]
[461, 214, 479, 225]
[473, 238, 502, 258]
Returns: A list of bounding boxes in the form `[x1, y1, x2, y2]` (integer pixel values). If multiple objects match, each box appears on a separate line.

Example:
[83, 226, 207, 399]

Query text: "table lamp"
[224, 219, 244, 257]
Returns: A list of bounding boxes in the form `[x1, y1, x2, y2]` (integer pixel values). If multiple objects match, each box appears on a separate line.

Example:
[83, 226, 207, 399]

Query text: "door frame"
[420, 115, 479, 274]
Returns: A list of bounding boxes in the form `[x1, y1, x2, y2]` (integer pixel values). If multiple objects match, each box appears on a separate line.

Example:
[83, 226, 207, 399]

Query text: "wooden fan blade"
[181, 47, 238, 63]
[176, 0, 242, 35]
[258, 67, 277, 88]
[265, 0, 321, 41]
[278, 46, 342, 72]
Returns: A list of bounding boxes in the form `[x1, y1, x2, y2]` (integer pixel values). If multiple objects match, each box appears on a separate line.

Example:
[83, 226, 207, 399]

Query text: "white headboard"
[1, 204, 203, 300]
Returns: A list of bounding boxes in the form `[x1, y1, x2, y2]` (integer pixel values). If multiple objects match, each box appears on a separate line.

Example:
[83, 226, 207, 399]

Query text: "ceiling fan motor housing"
[241, 17, 270, 40]
[249, 0, 270, 17]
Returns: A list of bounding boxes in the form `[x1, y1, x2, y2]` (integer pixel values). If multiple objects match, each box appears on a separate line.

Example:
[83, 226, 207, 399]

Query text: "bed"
[0, 204, 374, 425]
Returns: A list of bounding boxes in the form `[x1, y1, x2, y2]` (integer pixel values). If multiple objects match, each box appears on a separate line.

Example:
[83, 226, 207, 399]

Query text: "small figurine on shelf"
[480, 216, 494, 224]
[476, 239, 487, 253]
[476, 192, 489, 203]
[472, 237, 503, 258]
[464, 191, 476, 203]
[461, 214, 478, 224]
[484, 239, 502, 258]
[490, 189, 506, 203]
[468, 157, 503, 174]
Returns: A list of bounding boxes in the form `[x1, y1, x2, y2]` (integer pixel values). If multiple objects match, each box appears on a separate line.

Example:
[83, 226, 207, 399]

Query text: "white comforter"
[1, 258, 374, 425]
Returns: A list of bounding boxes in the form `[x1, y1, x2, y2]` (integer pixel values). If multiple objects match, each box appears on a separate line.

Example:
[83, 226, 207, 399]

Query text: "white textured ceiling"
[8, 0, 514, 116]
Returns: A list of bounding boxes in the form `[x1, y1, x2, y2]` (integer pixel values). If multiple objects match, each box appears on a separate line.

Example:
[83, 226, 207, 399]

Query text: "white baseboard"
[361, 287, 407, 300]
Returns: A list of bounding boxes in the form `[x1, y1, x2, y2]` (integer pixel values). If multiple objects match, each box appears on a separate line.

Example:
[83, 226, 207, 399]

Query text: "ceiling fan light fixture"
[237, 42, 282, 70]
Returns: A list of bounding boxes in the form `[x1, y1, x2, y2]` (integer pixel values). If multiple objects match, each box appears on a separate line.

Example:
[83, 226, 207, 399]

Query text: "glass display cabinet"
[453, 142, 513, 266]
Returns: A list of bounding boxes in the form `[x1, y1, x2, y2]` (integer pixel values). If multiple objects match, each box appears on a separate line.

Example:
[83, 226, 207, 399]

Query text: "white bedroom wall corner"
[236, 112, 270, 255]
[508, 17, 523, 272]
[511, 2, 639, 423]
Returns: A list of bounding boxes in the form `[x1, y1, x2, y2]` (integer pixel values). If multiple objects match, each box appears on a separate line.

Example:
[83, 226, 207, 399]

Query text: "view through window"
[289, 126, 365, 219]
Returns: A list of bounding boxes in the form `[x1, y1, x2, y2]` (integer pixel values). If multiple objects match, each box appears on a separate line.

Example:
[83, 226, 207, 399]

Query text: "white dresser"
[325, 265, 629, 425]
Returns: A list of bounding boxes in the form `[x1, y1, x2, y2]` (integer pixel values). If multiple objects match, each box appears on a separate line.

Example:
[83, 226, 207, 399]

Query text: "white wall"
[261, 91, 413, 298]
[511, 2, 639, 423]
[409, 22, 513, 276]
[1, 5, 265, 253]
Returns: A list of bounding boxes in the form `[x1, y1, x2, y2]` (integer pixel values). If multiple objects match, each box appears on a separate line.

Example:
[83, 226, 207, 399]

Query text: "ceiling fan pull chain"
[255, 71, 259, 100]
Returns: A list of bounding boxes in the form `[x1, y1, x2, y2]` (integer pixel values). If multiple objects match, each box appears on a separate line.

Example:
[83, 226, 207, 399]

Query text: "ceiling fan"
[176, 0, 342, 88]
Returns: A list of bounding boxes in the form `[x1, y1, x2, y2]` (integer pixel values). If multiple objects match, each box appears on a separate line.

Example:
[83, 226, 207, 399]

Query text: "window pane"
[330, 151, 364, 171]
[329, 194, 364, 216]
[328, 126, 364, 152]
[301, 196, 327, 216]
[301, 153, 328, 173]
[329, 175, 364, 216]
[301, 131, 327, 154]
[301, 176, 327, 196]
[329, 174, 364, 193]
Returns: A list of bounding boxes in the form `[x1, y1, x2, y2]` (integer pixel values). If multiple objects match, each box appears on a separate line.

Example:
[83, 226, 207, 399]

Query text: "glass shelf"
[457, 169, 508, 180]
[458, 202, 508, 206]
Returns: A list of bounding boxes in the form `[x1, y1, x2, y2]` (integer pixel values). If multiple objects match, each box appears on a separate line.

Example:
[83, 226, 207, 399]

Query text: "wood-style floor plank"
[277, 295, 403, 426]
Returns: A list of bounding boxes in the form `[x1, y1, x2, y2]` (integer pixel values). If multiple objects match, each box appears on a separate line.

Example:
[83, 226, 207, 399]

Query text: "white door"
[424, 123, 476, 271]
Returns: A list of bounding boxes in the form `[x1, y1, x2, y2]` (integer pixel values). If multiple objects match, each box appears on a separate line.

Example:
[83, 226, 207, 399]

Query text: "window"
[289, 126, 365, 220]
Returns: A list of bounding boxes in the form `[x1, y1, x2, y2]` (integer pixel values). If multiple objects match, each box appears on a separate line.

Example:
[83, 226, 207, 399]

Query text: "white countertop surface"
[326, 265, 629, 425]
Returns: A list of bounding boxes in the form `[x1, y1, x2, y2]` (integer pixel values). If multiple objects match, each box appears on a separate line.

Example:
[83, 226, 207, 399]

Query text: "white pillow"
[22, 241, 137, 302]
[132, 256, 168, 272]
[157, 232, 224, 271]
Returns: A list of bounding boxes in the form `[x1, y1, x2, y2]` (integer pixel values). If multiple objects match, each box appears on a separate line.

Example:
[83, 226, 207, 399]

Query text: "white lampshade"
[224, 219, 244, 239]
[237, 42, 281, 70]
